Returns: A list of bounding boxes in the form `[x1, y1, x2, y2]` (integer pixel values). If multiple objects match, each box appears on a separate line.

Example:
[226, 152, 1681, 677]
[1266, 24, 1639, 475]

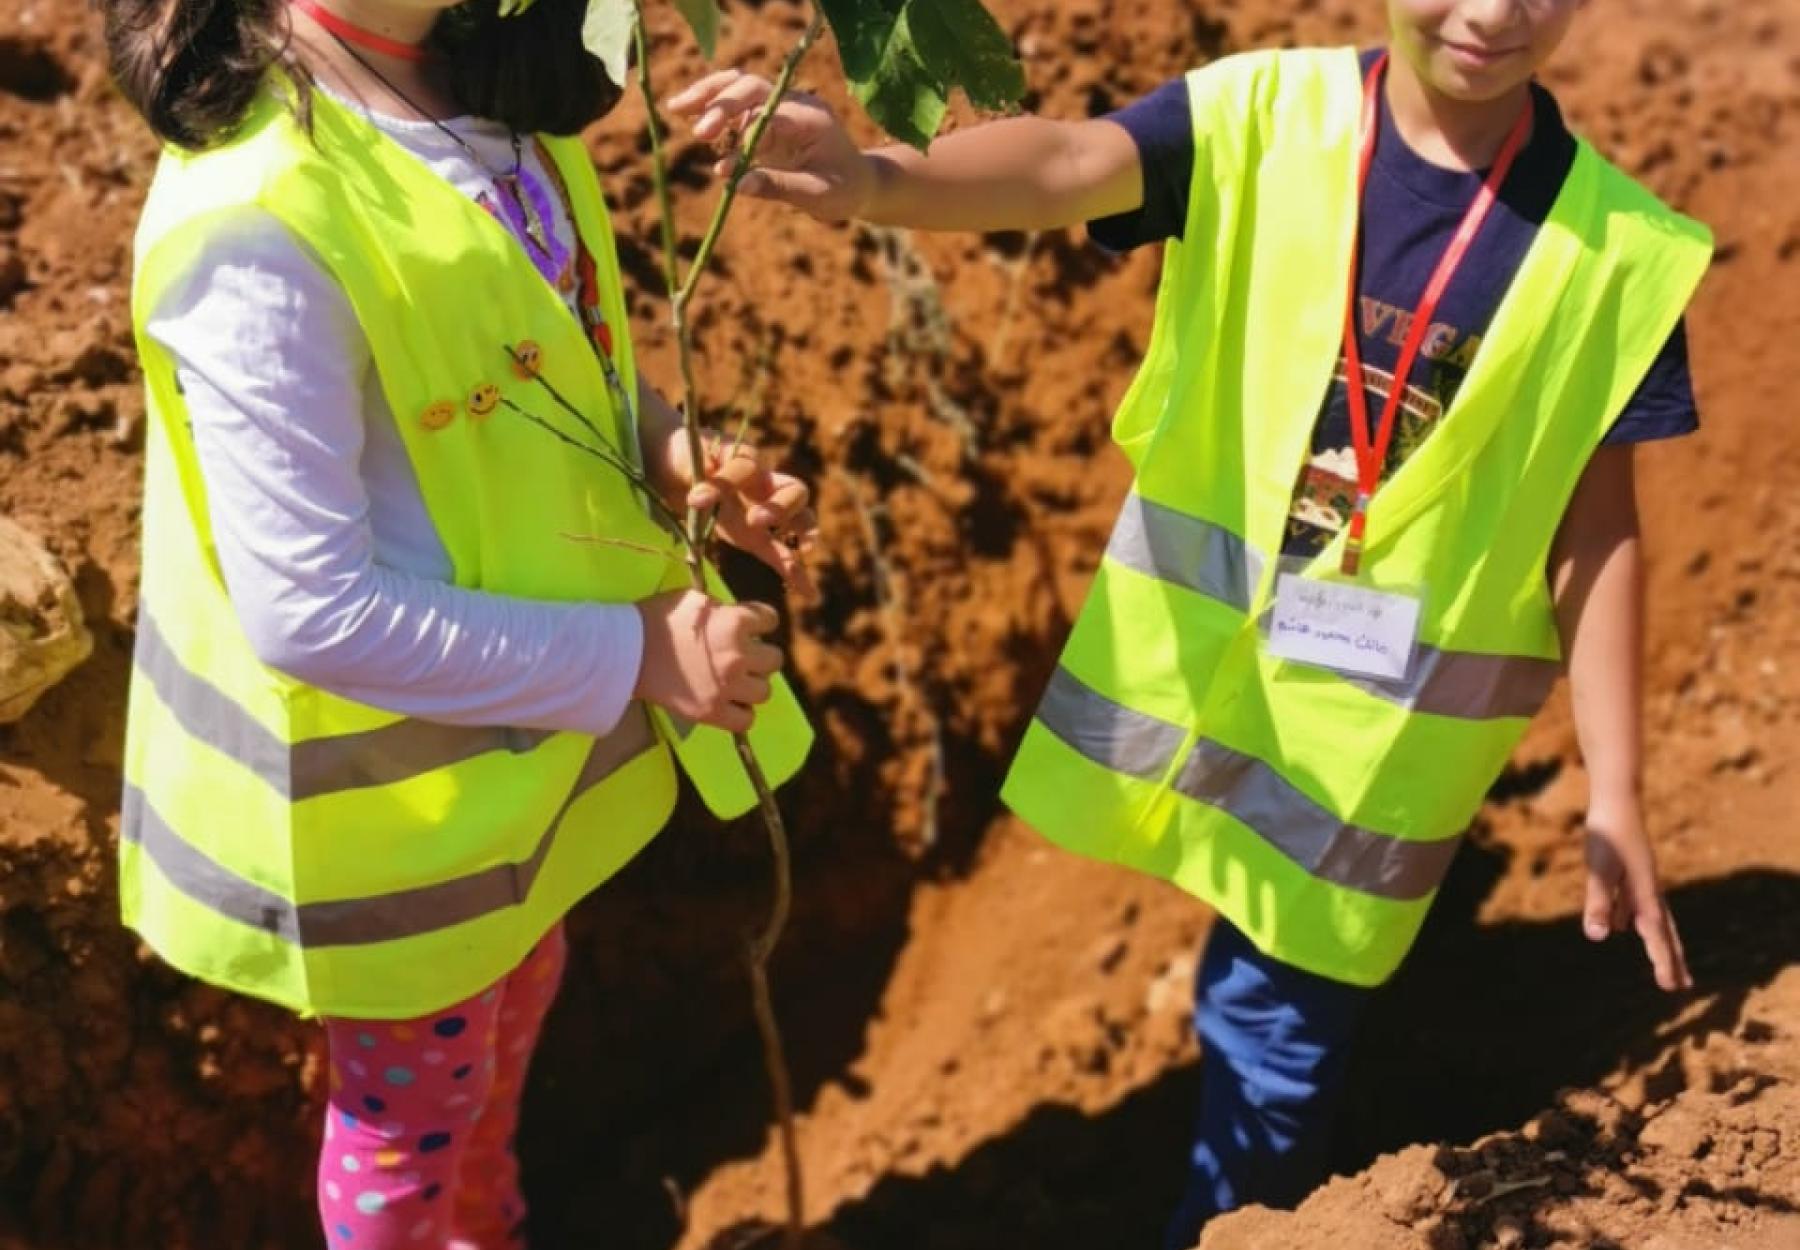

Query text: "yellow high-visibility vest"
[1003, 48, 1711, 986]
[121, 83, 812, 1019]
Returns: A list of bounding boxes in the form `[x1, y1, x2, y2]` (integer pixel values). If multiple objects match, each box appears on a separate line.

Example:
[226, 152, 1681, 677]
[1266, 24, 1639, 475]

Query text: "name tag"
[1267, 573, 1422, 682]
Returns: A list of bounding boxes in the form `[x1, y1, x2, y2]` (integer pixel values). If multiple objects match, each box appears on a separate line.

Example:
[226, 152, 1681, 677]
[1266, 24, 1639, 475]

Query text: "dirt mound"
[1203, 968, 1800, 1250]
[1, 0, 1797, 1247]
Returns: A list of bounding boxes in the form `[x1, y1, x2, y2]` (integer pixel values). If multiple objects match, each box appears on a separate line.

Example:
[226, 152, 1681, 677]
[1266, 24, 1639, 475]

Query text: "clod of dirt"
[0, 514, 92, 722]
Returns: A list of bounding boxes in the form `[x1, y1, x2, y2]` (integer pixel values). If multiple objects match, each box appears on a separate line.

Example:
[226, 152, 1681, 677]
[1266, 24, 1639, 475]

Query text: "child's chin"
[1427, 58, 1535, 103]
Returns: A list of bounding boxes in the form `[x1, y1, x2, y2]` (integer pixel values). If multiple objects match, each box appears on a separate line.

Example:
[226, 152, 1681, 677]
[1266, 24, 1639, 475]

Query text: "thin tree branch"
[634, 14, 682, 301]
[630, 9, 824, 1244]
[501, 396, 691, 545]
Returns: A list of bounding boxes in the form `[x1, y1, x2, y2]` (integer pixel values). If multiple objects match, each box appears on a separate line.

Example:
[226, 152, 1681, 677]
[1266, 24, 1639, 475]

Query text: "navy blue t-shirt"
[1091, 52, 1699, 558]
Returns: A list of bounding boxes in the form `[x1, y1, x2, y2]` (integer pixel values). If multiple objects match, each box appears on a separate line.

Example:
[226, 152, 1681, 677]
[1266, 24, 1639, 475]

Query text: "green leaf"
[672, 0, 721, 58]
[820, 0, 1026, 149]
[582, 0, 636, 90]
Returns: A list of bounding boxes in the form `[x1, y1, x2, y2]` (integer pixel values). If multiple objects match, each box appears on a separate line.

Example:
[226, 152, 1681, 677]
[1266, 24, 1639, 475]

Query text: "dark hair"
[100, 0, 622, 151]
[443, 0, 623, 136]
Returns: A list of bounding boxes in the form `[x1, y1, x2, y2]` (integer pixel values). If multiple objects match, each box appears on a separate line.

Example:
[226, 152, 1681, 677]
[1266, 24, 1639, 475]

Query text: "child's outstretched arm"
[1551, 444, 1693, 993]
[666, 70, 1145, 232]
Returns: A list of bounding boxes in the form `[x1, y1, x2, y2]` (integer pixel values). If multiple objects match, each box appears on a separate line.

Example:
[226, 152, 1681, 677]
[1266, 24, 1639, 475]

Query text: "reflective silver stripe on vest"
[1034, 664, 1187, 780]
[121, 708, 657, 947]
[1343, 643, 1560, 722]
[134, 611, 556, 801]
[1105, 492, 1263, 614]
[1034, 666, 1458, 902]
[1105, 492, 1556, 722]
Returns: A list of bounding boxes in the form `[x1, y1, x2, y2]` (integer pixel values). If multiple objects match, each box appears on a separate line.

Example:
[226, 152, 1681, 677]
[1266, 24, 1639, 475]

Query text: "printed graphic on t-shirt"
[1285, 299, 1481, 558]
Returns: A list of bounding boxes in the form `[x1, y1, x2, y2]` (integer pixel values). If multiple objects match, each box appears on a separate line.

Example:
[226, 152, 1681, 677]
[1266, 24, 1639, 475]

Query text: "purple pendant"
[482, 164, 573, 291]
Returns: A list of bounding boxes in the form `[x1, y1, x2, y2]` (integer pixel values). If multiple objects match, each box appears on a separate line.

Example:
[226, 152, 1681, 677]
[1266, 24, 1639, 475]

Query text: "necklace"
[322, 29, 574, 289]
[290, 0, 429, 63]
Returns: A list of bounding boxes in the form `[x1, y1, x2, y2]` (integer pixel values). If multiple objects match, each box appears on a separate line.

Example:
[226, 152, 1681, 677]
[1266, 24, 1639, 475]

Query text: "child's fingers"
[1668, 910, 1694, 990]
[1626, 867, 1689, 992]
[742, 636, 784, 676]
[737, 527, 818, 603]
[1610, 888, 1632, 934]
[738, 600, 781, 637]
[710, 702, 754, 735]
[785, 506, 818, 540]
[692, 75, 776, 140]
[739, 168, 840, 211]
[666, 69, 744, 116]
[724, 672, 773, 707]
[1581, 838, 1621, 940]
[712, 451, 773, 499]
[749, 477, 810, 528]
[1634, 903, 1683, 992]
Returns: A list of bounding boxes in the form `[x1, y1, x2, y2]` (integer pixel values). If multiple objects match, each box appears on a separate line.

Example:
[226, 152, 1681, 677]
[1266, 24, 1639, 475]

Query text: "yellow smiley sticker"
[467, 383, 501, 420]
[510, 340, 543, 380]
[418, 400, 456, 432]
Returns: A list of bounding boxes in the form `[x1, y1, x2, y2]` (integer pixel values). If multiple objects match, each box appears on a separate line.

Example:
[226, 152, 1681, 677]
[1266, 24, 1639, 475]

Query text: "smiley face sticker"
[510, 340, 543, 380]
[418, 400, 457, 432]
[467, 382, 501, 421]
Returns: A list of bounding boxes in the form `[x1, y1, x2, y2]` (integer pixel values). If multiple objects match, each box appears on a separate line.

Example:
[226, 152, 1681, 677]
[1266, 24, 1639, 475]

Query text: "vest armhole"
[1565, 140, 1715, 429]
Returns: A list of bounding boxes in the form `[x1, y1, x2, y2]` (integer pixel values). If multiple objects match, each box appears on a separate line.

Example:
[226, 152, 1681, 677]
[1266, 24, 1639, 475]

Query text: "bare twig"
[634, 18, 682, 301]
[504, 345, 614, 451]
[500, 396, 689, 541]
[561, 533, 691, 568]
[633, 7, 825, 1244]
[669, 7, 828, 549]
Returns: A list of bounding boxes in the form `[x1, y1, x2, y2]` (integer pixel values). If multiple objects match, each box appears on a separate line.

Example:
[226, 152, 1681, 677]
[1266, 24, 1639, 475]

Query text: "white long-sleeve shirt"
[145, 88, 643, 736]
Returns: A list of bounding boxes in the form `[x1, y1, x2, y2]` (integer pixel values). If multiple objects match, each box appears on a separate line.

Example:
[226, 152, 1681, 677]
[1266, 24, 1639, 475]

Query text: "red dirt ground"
[1, 0, 1797, 1248]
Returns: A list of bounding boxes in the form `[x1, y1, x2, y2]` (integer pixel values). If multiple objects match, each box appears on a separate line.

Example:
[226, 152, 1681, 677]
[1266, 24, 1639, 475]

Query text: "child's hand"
[670, 433, 818, 602]
[666, 70, 875, 222]
[1582, 806, 1692, 992]
[633, 589, 784, 734]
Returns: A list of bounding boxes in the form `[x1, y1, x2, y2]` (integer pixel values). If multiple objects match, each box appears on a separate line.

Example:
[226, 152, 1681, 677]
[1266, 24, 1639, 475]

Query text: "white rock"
[0, 514, 93, 723]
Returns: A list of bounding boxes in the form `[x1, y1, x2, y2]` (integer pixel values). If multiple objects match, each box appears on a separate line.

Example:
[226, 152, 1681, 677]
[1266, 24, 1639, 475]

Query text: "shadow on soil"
[596, 839, 1800, 1250]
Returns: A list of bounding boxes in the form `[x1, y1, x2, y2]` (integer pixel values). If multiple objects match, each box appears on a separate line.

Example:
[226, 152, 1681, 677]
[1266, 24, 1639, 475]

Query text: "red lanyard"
[529, 137, 618, 364]
[1338, 52, 1533, 576]
[289, 0, 431, 62]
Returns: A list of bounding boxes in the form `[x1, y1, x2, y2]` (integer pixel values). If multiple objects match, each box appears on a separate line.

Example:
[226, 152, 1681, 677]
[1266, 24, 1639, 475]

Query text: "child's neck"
[1384, 57, 1533, 173]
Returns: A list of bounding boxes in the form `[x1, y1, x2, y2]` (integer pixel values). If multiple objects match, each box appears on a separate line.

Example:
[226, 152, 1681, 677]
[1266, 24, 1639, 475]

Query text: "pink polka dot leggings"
[318, 924, 568, 1249]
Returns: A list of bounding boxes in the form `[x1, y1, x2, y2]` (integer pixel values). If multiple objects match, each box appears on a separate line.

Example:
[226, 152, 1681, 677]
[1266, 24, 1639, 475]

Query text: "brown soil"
[1, 0, 1797, 1248]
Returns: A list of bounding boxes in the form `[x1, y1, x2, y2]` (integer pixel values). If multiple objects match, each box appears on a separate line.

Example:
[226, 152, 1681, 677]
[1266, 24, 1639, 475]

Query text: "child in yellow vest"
[673, 0, 1707, 1240]
[104, 0, 815, 1244]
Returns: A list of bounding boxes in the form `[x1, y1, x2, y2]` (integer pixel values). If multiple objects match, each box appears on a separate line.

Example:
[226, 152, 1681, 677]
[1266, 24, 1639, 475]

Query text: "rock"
[0, 515, 93, 722]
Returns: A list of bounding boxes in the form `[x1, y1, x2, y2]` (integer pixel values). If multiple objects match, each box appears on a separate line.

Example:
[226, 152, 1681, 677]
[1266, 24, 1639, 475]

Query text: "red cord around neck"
[290, 0, 431, 63]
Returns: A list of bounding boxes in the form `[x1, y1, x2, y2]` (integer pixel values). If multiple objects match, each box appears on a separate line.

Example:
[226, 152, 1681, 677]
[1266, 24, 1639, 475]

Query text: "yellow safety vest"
[120, 83, 813, 1019]
[1002, 48, 1711, 987]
